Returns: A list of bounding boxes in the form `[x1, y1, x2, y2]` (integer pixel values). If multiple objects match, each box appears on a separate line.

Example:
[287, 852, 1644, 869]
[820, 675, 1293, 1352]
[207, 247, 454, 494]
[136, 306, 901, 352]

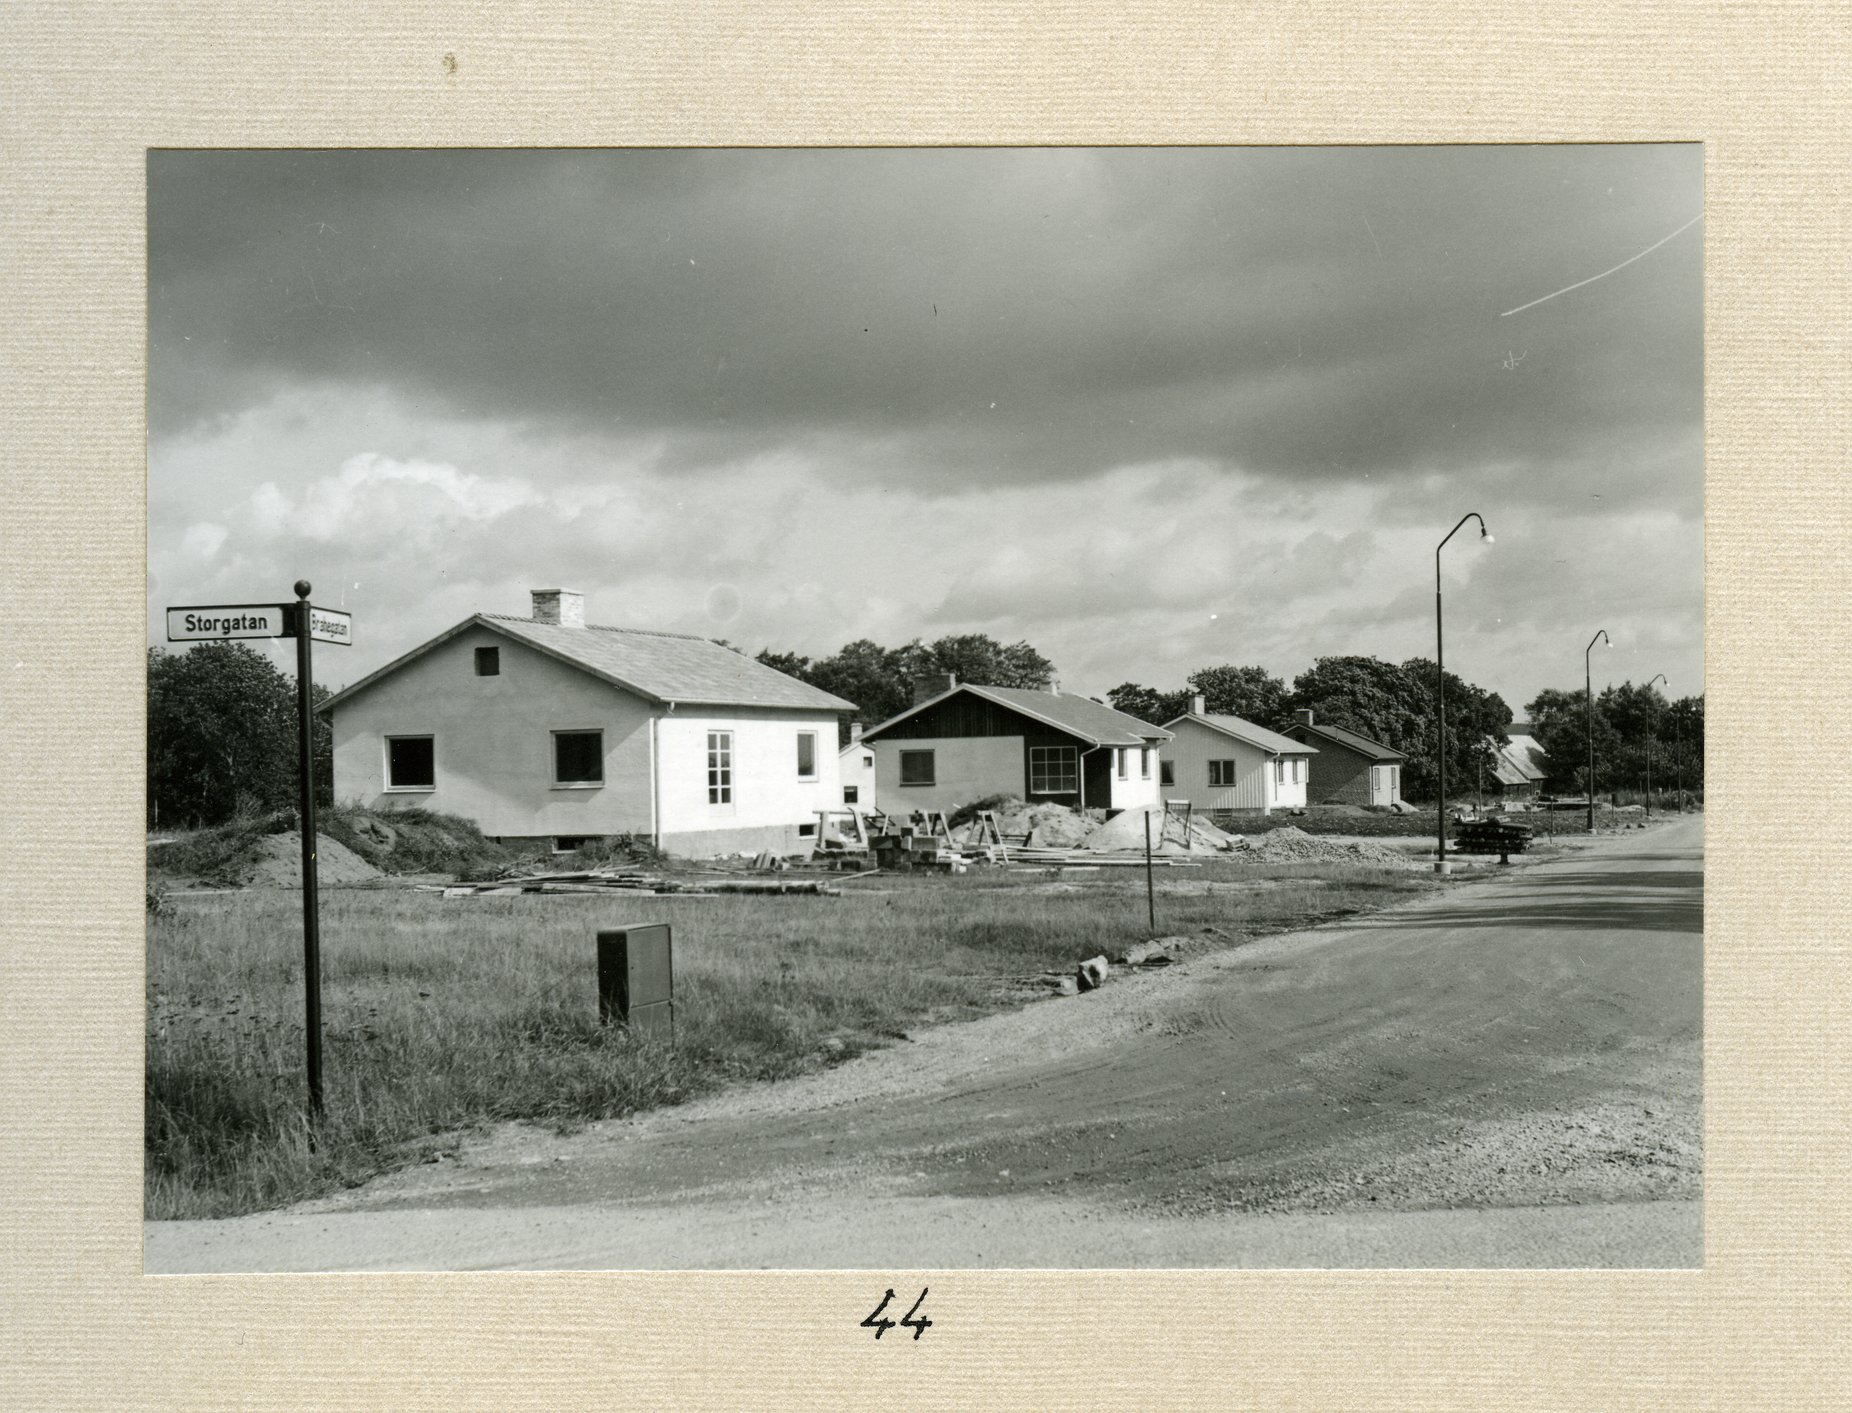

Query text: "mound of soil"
[243, 831, 382, 887]
[1085, 805, 1238, 854]
[1240, 825, 1414, 869]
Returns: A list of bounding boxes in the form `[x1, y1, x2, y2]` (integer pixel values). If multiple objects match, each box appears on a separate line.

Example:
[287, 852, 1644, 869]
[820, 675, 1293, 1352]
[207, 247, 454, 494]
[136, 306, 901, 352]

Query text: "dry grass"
[146, 858, 1437, 1219]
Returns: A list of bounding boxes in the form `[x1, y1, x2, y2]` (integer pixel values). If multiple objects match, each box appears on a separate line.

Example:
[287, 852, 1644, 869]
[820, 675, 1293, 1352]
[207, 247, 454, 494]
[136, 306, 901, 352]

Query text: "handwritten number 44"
[861, 1287, 932, 1340]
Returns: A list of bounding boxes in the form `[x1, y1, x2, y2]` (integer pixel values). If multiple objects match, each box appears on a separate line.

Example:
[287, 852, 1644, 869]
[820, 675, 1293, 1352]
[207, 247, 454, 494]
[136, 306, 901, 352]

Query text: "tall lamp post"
[1643, 673, 1668, 819]
[1435, 512, 1493, 872]
[1585, 630, 1610, 834]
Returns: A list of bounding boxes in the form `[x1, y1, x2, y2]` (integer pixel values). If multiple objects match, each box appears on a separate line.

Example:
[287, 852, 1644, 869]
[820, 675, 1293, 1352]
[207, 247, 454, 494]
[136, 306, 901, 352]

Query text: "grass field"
[146, 859, 1440, 1219]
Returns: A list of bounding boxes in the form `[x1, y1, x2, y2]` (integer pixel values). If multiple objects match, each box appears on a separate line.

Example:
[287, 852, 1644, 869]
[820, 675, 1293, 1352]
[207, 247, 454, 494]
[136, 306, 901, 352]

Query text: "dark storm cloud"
[149, 146, 1700, 496]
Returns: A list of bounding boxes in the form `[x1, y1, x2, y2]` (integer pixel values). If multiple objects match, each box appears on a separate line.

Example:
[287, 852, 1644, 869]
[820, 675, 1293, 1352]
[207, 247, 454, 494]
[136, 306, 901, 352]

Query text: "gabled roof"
[1284, 719, 1408, 762]
[321, 613, 855, 714]
[862, 682, 1172, 748]
[1162, 712, 1318, 757]
[1490, 735, 1547, 785]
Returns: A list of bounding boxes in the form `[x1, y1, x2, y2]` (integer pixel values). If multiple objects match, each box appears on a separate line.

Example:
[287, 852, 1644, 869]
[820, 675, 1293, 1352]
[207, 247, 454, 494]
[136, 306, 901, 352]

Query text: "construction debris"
[1075, 955, 1110, 991]
[431, 868, 843, 898]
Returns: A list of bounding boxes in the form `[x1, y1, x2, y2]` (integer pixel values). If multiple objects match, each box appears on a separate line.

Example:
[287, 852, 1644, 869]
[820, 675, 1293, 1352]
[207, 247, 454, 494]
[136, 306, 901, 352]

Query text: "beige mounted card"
[4, 2, 1850, 1409]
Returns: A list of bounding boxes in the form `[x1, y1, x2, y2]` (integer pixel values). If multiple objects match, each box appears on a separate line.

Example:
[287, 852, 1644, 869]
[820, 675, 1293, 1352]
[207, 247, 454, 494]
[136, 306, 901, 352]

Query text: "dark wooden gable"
[874, 690, 1091, 744]
[876, 689, 1104, 804]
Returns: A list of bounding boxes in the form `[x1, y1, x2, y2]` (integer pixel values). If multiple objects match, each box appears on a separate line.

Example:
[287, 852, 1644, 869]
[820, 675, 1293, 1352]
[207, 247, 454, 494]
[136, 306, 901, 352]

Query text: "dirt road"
[147, 817, 1703, 1271]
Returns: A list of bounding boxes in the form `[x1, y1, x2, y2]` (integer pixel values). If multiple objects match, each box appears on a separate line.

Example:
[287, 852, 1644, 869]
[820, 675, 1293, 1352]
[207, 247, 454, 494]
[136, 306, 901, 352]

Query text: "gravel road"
[147, 816, 1703, 1271]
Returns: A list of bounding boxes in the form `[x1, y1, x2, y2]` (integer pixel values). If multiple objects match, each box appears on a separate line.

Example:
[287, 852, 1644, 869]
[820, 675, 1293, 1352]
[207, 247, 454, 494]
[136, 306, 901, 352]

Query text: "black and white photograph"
[142, 145, 1703, 1272]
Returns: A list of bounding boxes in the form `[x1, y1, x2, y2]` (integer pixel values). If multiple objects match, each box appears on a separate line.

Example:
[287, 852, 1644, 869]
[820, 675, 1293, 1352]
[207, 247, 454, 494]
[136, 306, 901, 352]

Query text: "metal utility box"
[597, 923, 674, 1043]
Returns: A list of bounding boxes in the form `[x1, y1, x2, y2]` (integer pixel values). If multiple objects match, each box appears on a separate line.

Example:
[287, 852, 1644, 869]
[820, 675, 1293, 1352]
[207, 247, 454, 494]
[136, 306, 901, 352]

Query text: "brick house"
[1279, 708, 1407, 807]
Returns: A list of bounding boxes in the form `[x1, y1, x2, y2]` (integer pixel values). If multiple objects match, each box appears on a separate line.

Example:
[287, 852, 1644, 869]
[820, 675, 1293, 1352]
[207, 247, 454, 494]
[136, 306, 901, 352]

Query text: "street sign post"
[163, 585, 352, 1116]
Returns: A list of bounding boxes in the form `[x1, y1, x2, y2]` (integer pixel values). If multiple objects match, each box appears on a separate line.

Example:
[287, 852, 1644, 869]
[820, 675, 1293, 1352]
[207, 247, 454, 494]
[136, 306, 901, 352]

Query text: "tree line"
[1525, 681, 1704, 799]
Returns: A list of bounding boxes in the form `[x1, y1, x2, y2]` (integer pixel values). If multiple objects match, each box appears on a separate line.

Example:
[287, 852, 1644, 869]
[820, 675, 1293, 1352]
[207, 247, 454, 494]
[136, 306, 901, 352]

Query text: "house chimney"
[1294, 708, 1314, 726]
[530, 589, 585, 628]
[913, 671, 956, 706]
[1191, 693, 1207, 716]
[849, 721, 863, 742]
[1046, 679, 1062, 695]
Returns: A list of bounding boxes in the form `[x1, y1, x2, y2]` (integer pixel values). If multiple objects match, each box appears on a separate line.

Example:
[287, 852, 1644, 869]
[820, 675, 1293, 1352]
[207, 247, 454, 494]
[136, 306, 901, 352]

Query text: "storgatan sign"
[165, 604, 288, 640]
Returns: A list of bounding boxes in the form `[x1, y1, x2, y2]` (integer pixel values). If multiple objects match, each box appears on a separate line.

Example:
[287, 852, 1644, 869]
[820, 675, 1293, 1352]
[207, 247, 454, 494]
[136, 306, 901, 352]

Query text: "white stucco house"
[321, 589, 854, 857]
[1158, 695, 1317, 814]
[859, 674, 1172, 815]
[838, 723, 878, 812]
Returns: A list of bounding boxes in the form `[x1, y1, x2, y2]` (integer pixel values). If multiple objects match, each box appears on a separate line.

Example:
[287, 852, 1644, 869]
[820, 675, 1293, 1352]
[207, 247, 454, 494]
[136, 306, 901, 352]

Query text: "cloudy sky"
[148, 146, 1702, 715]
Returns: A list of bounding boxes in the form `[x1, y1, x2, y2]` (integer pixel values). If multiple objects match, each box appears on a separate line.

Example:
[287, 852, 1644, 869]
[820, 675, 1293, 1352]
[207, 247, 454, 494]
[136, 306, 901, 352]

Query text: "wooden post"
[1144, 812, 1156, 930]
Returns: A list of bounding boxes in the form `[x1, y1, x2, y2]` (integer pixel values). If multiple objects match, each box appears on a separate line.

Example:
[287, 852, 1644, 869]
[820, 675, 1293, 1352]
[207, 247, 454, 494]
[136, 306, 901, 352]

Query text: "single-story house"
[1279, 708, 1408, 807]
[859, 673, 1172, 815]
[839, 722, 878, 812]
[1489, 726, 1548, 799]
[1158, 695, 1317, 813]
[321, 589, 855, 857]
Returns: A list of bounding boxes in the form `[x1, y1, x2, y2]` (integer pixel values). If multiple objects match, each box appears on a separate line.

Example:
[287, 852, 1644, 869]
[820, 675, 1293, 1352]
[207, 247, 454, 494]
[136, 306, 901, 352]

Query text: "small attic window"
[475, 646, 500, 677]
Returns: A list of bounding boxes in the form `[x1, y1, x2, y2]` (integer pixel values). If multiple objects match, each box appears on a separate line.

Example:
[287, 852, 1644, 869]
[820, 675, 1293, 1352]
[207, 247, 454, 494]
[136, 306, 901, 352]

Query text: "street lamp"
[1585, 630, 1610, 833]
[1435, 512, 1492, 872]
[1644, 673, 1668, 819]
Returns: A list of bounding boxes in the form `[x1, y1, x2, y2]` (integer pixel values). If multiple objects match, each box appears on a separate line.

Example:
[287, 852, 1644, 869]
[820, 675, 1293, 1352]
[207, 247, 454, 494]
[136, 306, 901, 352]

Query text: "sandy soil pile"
[1238, 826, 1413, 869]
[1085, 805, 1240, 854]
[243, 831, 383, 886]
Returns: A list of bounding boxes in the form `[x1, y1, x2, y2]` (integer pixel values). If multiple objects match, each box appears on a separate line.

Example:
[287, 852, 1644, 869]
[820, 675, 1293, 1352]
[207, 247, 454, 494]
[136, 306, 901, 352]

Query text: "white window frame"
[898, 748, 936, 787]
[1115, 747, 1128, 780]
[796, 730, 818, 780]
[1029, 745, 1079, 795]
[707, 730, 734, 804]
[383, 734, 436, 792]
[1140, 746, 1152, 780]
[1293, 758, 1305, 784]
[551, 728, 605, 788]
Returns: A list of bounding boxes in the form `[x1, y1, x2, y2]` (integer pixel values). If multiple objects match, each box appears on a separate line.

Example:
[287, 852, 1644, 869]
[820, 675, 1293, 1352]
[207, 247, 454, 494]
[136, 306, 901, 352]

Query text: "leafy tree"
[1397, 657, 1510, 803]
[1187, 664, 1289, 724]
[1106, 682, 1191, 725]
[147, 643, 331, 829]
[1527, 681, 1704, 799]
[753, 648, 812, 679]
[1283, 654, 1509, 803]
[754, 633, 1059, 745]
[1525, 686, 1623, 796]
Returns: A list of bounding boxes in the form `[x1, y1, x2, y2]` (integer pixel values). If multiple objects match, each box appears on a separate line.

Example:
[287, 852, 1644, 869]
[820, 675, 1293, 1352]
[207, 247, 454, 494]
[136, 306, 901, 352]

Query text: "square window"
[474, 645, 500, 677]
[1208, 759, 1236, 787]
[553, 730, 604, 785]
[386, 735, 434, 789]
[843, 785, 860, 804]
[1029, 745, 1078, 794]
[899, 749, 935, 786]
[797, 731, 817, 779]
[707, 730, 733, 804]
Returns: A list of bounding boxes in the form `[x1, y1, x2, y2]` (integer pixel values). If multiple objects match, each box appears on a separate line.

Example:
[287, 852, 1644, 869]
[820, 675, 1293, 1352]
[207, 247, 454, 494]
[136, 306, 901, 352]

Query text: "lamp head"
[1481, 530, 1494, 544]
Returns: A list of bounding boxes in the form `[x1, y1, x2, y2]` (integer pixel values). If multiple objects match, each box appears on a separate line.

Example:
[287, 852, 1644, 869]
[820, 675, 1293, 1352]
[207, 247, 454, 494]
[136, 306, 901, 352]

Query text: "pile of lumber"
[1004, 847, 1201, 868]
[429, 868, 842, 898]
